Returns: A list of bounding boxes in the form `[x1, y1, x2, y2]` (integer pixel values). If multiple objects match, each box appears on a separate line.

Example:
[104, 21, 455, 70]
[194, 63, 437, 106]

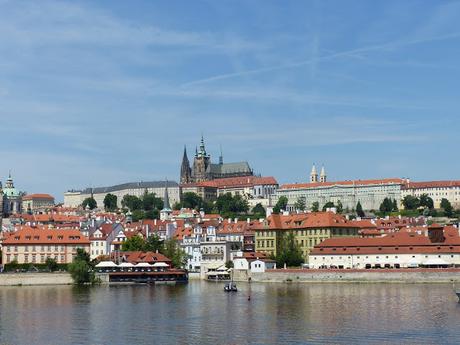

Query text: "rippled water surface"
[0, 281, 459, 344]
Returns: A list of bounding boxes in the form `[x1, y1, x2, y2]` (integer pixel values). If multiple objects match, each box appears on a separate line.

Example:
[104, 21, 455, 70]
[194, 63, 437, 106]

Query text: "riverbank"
[0, 272, 73, 286]
[233, 268, 460, 283]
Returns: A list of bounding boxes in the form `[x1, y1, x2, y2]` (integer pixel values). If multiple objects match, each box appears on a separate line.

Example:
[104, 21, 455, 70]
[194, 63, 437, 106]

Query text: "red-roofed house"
[310, 225, 460, 269]
[254, 212, 360, 260]
[2, 226, 90, 265]
[22, 194, 55, 212]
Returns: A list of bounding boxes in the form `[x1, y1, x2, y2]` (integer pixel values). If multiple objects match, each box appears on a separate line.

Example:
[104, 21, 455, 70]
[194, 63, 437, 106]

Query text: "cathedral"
[180, 136, 253, 184]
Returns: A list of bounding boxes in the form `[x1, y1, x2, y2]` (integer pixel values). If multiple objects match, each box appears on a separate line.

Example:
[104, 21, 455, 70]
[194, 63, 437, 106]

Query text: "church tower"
[320, 165, 327, 183]
[160, 180, 172, 221]
[180, 146, 192, 184]
[192, 135, 211, 182]
[310, 164, 318, 183]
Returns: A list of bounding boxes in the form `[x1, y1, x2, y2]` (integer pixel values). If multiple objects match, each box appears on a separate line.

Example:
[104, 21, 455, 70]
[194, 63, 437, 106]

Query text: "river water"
[0, 281, 459, 345]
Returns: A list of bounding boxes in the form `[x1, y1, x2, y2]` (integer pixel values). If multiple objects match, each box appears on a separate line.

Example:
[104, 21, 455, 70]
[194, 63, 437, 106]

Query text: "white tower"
[320, 165, 327, 183]
[310, 164, 318, 183]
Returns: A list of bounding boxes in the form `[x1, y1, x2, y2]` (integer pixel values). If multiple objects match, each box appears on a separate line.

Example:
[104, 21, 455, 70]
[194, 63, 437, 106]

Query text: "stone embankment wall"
[0, 273, 73, 286]
[233, 268, 460, 283]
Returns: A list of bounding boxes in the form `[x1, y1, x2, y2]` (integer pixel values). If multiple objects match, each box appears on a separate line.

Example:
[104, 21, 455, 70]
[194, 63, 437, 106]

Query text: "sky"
[0, 0, 459, 201]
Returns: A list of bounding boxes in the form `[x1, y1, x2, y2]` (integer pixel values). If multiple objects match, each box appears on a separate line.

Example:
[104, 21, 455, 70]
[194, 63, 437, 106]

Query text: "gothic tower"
[320, 165, 327, 183]
[180, 146, 192, 184]
[310, 164, 318, 183]
[192, 135, 211, 182]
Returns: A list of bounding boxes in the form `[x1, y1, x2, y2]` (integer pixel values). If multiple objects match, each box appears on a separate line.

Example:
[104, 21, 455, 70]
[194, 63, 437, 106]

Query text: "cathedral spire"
[199, 134, 207, 157]
[180, 146, 191, 184]
[163, 180, 171, 210]
[219, 144, 223, 165]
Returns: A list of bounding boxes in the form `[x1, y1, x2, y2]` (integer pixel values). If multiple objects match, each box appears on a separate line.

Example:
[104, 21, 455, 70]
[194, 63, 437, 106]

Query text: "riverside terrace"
[95, 261, 188, 284]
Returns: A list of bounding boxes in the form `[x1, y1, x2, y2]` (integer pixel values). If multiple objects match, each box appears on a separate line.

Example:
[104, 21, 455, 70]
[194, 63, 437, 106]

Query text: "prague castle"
[180, 136, 253, 184]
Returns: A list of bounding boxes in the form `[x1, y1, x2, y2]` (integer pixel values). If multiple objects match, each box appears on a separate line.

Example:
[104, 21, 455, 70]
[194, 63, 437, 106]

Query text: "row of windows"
[6, 245, 73, 252]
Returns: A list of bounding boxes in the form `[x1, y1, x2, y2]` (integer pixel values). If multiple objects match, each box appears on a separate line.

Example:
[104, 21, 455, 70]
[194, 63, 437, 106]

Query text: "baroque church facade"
[180, 136, 253, 184]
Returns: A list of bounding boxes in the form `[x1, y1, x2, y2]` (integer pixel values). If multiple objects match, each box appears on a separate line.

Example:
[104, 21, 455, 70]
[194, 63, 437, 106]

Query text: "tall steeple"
[198, 134, 207, 157]
[320, 165, 327, 183]
[310, 164, 318, 183]
[160, 179, 172, 221]
[180, 146, 191, 184]
[219, 144, 223, 165]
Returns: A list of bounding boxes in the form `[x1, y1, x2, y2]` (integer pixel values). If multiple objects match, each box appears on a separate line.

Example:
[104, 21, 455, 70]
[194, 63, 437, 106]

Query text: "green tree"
[82, 197, 97, 210]
[172, 202, 181, 210]
[419, 194, 434, 209]
[336, 200, 343, 214]
[294, 197, 306, 211]
[379, 197, 394, 213]
[322, 201, 335, 212]
[142, 192, 163, 211]
[161, 239, 186, 268]
[181, 192, 204, 210]
[402, 195, 420, 210]
[145, 209, 160, 220]
[45, 257, 58, 272]
[121, 195, 143, 211]
[225, 260, 234, 269]
[145, 234, 163, 252]
[68, 249, 95, 285]
[440, 198, 453, 217]
[392, 199, 398, 212]
[103, 193, 118, 212]
[215, 193, 249, 217]
[251, 203, 266, 218]
[122, 235, 147, 251]
[131, 209, 145, 222]
[276, 232, 304, 267]
[356, 201, 365, 217]
[311, 201, 319, 212]
[273, 196, 288, 214]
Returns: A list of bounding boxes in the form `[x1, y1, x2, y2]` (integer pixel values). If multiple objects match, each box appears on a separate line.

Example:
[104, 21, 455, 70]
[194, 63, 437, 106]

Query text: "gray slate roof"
[81, 181, 178, 194]
[209, 162, 252, 174]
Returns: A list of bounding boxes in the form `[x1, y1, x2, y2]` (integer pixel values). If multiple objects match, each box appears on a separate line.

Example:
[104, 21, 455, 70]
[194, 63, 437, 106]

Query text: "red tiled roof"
[255, 212, 359, 230]
[189, 176, 278, 189]
[22, 194, 55, 201]
[402, 180, 460, 190]
[116, 251, 172, 264]
[3, 226, 89, 245]
[311, 226, 460, 255]
[281, 178, 405, 190]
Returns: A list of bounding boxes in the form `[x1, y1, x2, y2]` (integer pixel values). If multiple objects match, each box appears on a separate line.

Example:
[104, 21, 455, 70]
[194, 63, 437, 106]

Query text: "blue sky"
[0, 0, 459, 200]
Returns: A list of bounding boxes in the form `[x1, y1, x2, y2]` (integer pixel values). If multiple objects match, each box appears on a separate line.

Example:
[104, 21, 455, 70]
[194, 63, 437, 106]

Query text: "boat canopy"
[152, 262, 169, 267]
[95, 261, 118, 268]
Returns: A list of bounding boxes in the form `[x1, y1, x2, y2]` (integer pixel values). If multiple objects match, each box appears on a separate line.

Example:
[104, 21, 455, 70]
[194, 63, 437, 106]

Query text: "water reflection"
[0, 282, 459, 344]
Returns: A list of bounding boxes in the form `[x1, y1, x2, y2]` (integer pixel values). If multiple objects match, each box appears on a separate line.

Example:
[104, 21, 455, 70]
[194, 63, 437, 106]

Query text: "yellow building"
[254, 212, 359, 262]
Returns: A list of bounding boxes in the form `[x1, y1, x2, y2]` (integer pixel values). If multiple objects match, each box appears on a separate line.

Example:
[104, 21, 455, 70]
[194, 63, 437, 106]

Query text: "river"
[0, 281, 459, 344]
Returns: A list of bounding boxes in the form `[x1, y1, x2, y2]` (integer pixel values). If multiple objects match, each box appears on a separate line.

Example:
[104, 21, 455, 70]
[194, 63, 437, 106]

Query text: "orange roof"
[3, 226, 89, 245]
[22, 194, 55, 201]
[280, 178, 405, 190]
[255, 212, 359, 230]
[115, 251, 171, 264]
[311, 226, 460, 255]
[402, 180, 460, 190]
[184, 176, 278, 189]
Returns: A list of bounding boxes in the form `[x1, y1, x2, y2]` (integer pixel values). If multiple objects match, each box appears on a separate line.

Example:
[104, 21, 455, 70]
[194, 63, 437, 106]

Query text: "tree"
[215, 193, 249, 217]
[225, 260, 234, 269]
[276, 232, 304, 267]
[145, 209, 160, 220]
[392, 199, 398, 212]
[142, 192, 163, 211]
[181, 192, 204, 210]
[440, 198, 453, 217]
[122, 235, 147, 251]
[252, 203, 266, 218]
[68, 249, 95, 285]
[45, 257, 58, 272]
[145, 234, 163, 252]
[419, 194, 434, 210]
[172, 202, 181, 210]
[294, 197, 306, 212]
[356, 201, 365, 217]
[103, 193, 118, 212]
[336, 200, 343, 214]
[121, 195, 142, 211]
[311, 201, 319, 212]
[82, 197, 97, 210]
[379, 197, 394, 213]
[131, 210, 146, 222]
[402, 195, 420, 210]
[322, 201, 335, 212]
[273, 196, 288, 214]
[161, 239, 186, 268]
